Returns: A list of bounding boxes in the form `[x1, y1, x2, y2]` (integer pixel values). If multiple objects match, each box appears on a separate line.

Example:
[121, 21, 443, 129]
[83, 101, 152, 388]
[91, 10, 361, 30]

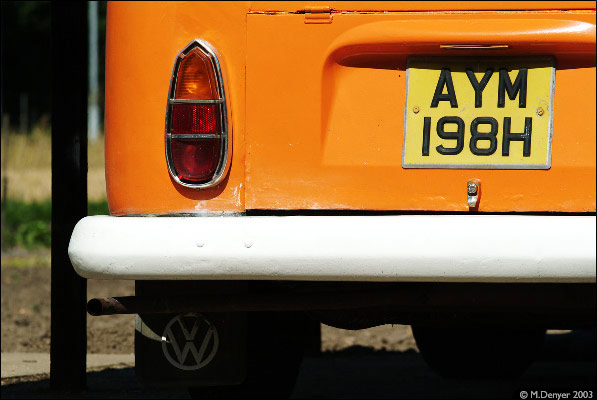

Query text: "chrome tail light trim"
[164, 39, 232, 189]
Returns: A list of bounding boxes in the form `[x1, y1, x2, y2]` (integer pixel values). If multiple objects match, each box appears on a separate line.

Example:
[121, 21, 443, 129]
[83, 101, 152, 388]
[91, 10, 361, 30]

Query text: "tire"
[411, 325, 546, 379]
[188, 311, 307, 398]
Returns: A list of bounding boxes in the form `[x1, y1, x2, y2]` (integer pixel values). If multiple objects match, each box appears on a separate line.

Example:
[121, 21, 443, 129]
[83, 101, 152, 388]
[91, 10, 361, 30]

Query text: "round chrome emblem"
[161, 313, 219, 370]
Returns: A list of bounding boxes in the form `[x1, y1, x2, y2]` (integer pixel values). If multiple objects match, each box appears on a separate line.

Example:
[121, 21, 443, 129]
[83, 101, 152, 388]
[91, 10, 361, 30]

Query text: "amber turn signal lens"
[175, 48, 219, 100]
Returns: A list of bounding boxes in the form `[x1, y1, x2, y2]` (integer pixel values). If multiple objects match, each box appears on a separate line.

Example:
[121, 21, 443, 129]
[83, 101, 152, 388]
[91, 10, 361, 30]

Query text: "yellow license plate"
[402, 57, 554, 169]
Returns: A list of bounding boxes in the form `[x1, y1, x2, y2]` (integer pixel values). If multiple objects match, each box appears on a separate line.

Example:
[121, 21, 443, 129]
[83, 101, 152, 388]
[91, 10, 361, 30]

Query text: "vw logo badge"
[161, 313, 219, 370]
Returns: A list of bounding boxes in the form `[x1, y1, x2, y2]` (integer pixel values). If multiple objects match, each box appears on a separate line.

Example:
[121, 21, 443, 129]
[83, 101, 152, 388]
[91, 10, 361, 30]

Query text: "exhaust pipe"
[86, 284, 596, 317]
[87, 290, 421, 316]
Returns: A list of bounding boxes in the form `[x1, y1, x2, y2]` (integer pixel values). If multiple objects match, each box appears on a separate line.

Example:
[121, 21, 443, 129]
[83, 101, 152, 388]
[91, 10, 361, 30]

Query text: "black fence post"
[50, 2, 88, 391]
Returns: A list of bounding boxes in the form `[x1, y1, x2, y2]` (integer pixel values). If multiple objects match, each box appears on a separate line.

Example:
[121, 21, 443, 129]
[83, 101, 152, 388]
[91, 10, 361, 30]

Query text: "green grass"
[87, 200, 110, 216]
[2, 199, 109, 249]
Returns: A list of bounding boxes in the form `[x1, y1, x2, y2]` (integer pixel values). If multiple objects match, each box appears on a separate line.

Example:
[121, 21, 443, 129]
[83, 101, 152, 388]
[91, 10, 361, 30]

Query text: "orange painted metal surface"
[105, 2, 596, 215]
[245, 11, 596, 212]
[105, 2, 249, 215]
[249, 2, 596, 12]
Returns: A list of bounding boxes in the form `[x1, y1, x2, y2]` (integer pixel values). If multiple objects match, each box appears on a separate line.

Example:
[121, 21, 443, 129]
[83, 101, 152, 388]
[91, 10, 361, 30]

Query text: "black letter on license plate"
[498, 68, 527, 108]
[470, 117, 498, 156]
[436, 116, 464, 155]
[466, 68, 493, 108]
[503, 117, 532, 157]
[422, 117, 431, 156]
[431, 68, 458, 108]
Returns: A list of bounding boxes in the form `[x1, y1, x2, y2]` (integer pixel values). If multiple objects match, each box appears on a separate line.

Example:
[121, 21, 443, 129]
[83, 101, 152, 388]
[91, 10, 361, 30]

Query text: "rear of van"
[69, 1, 596, 392]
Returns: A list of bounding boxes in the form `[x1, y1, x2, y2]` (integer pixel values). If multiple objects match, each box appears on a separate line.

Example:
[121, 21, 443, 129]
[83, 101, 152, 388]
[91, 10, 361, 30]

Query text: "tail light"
[165, 39, 231, 188]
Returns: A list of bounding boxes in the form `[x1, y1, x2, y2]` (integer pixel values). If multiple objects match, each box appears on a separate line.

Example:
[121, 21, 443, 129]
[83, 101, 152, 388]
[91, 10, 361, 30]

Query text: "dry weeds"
[1, 128, 106, 201]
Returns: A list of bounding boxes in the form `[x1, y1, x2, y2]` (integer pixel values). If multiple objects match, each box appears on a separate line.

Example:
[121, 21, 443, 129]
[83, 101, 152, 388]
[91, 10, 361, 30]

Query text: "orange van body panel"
[245, 12, 596, 212]
[105, 2, 249, 215]
[105, 2, 596, 215]
[248, 2, 596, 12]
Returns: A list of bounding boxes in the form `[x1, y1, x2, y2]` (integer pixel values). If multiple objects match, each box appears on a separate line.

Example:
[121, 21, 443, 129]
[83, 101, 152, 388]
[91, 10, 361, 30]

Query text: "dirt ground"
[1, 263, 135, 354]
[2, 261, 595, 399]
[1, 263, 418, 355]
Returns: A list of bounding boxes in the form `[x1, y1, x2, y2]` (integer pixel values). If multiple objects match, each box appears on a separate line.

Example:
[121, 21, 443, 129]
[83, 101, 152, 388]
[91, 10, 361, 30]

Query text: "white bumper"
[68, 215, 596, 282]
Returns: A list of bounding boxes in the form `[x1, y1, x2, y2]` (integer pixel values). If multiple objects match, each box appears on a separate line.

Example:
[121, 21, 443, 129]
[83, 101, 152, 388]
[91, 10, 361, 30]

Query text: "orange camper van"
[69, 1, 596, 395]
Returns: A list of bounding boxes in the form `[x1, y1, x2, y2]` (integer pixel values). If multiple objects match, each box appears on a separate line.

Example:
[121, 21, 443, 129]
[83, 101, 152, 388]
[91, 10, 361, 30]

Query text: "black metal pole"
[50, 2, 88, 391]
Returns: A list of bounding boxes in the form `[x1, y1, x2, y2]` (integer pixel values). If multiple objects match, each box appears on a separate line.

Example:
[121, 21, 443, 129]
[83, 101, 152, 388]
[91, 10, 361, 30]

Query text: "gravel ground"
[1, 264, 418, 355]
[2, 262, 595, 398]
[1, 264, 135, 354]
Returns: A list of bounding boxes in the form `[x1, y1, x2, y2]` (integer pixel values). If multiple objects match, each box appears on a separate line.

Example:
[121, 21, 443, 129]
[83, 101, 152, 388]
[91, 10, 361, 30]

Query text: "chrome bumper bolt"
[467, 181, 480, 208]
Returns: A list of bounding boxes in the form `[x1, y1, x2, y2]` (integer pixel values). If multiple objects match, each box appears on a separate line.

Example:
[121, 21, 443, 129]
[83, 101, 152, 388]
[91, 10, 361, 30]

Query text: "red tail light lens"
[170, 104, 220, 135]
[165, 40, 230, 187]
[171, 138, 221, 183]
